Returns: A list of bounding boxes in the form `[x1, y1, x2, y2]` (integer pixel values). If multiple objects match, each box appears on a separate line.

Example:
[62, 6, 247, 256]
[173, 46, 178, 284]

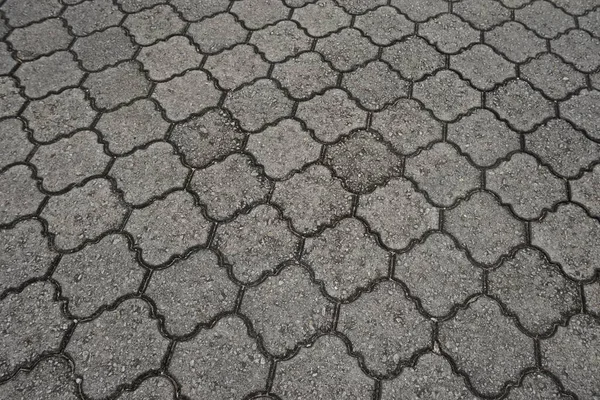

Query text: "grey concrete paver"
[1, 1, 600, 398]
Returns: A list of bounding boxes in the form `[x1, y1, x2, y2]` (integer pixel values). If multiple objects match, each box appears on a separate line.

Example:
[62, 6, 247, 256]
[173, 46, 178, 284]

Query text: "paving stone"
[22, 89, 96, 143]
[451, 44, 516, 91]
[580, 8, 600, 37]
[110, 142, 188, 205]
[63, 0, 124, 36]
[0, 18, 8, 40]
[170, 0, 229, 21]
[7, 18, 72, 61]
[0, 77, 24, 118]
[223, 78, 293, 131]
[250, 20, 312, 63]
[0, 42, 15, 74]
[170, 315, 269, 399]
[487, 152, 567, 219]
[396, 232, 481, 317]
[190, 153, 272, 220]
[0, 282, 68, 378]
[343, 61, 409, 111]
[372, 98, 443, 155]
[381, 352, 477, 400]
[542, 314, 600, 399]
[272, 52, 338, 99]
[0, 356, 78, 400]
[499, 0, 531, 7]
[413, 70, 480, 122]
[338, 280, 432, 375]
[515, 1, 575, 39]
[315, 28, 378, 72]
[445, 191, 524, 265]
[123, 5, 186, 46]
[303, 217, 388, 300]
[117, 0, 165, 13]
[66, 299, 169, 399]
[521, 53, 586, 100]
[488, 79, 554, 131]
[560, 89, 600, 140]
[0, 219, 55, 292]
[448, 109, 520, 167]
[153, 70, 222, 121]
[205, 44, 269, 89]
[532, 203, 600, 280]
[285, 0, 315, 6]
[489, 247, 579, 336]
[382, 36, 444, 81]
[0, 0, 61, 27]
[326, 130, 401, 192]
[0, 165, 44, 225]
[572, 164, 600, 217]
[585, 281, 600, 315]
[272, 335, 373, 399]
[592, 72, 600, 90]
[41, 179, 127, 252]
[420, 13, 479, 54]
[292, 0, 351, 37]
[506, 371, 573, 400]
[14, 51, 84, 99]
[552, 29, 600, 72]
[138, 36, 203, 81]
[73, 27, 137, 72]
[389, 0, 447, 22]
[486, 22, 546, 63]
[126, 190, 211, 266]
[335, 0, 386, 13]
[453, 0, 511, 30]
[525, 118, 600, 178]
[31, 130, 110, 192]
[84, 61, 152, 110]
[242, 264, 333, 356]
[96, 99, 169, 155]
[171, 108, 244, 168]
[552, 0, 600, 15]
[357, 178, 437, 250]
[247, 118, 321, 179]
[231, 0, 289, 29]
[296, 88, 366, 142]
[54, 234, 144, 317]
[406, 142, 480, 207]
[272, 164, 353, 234]
[354, 6, 413, 46]
[0, 118, 33, 167]
[214, 204, 300, 283]
[187, 13, 248, 54]
[146, 249, 237, 336]
[439, 296, 534, 396]
[117, 376, 177, 400]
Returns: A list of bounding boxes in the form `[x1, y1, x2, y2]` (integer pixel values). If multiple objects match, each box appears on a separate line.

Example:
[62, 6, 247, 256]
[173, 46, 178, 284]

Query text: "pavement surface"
[1, 0, 600, 399]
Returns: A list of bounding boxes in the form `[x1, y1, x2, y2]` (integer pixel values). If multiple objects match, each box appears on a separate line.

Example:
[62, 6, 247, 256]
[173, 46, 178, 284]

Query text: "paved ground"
[1, 0, 600, 399]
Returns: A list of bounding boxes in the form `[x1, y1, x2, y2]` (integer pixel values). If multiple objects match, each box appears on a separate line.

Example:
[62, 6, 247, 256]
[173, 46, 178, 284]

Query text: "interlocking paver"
[15, 51, 84, 99]
[146, 249, 237, 335]
[303, 217, 387, 300]
[486, 21, 546, 63]
[0, 77, 24, 118]
[84, 61, 151, 110]
[215, 204, 300, 283]
[505, 372, 573, 400]
[395, 232, 481, 317]
[315, 28, 378, 72]
[118, 376, 177, 400]
[335, 0, 386, 14]
[357, 178, 438, 250]
[580, 8, 600, 37]
[73, 27, 137, 72]
[572, 164, 600, 217]
[521, 53, 586, 100]
[231, 0, 289, 30]
[343, 61, 409, 111]
[0, 43, 14, 74]
[531, 203, 600, 280]
[171, 0, 229, 21]
[439, 296, 534, 396]
[453, 0, 511, 30]
[515, 1, 575, 39]
[0, 282, 68, 378]
[551, 29, 600, 72]
[66, 299, 169, 399]
[250, 20, 312, 63]
[382, 36, 445, 81]
[420, 13, 479, 54]
[41, 178, 127, 251]
[63, 0, 124, 36]
[205, 44, 269, 89]
[272, 52, 338, 99]
[354, 6, 413, 46]
[117, 0, 165, 13]
[0, 165, 45, 225]
[389, 0, 446, 22]
[7, 19, 71, 61]
[242, 263, 333, 356]
[137, 36, 202, 81]
[0, 0, 61, 27]
[338, 280, 432, 375]
[585, 281, 600, 315]
[0, 219, 55, 292]
[450, 44, 516, 91]
[551, 0, 600, 15]
[559, 89, 600, 140]
[170, 315, 269, 399]
[123, 5, 186, 46]
[126, 190, 211, 266]
[292, 0, 351, 37]
[53, 234, 144, 318]
[0, 118, 33, 168]
[187, 13, 248, 54]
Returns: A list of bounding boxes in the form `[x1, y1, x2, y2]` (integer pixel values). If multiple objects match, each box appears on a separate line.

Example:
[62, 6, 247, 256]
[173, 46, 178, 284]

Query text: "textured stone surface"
[506, 372, 573, 400]
[521, 53, 586, 100]
[84, 62, 151, 110]
[454, 0, 510, 30]
[231, 0, 289, 30]
[73, 27, 136, 72]
[572, 164, 600, 217]
[382, 36, 445, 81]
[272, 52, 338, 100]
[117, 376, 177, 400]
[0, 77, 24, 118]
[0, 165, 45, 225]
[486, 21, 546, 63]
[170, 0, 229, 21]
[585, 281, 600, 315]
[552, 30, 600, 73]
[123, 5, 186, 46]
[0, 118, 33, 169]
[250, 20, 312, 62]
[138, 36, 203, 81]
[15, 51, 84, 99]
[451, 44, 516, 91]
[292, 0, 351, 37]
[63, 0, 124, 36]
[7, 19, 71, 61]
[354, 6, 413, 45]
[205, 44, 269, 90]
[516, 1, 575, 38]
[187, 13, 248, 54]
[215, 204, 300, 283]
[420, 13, 479, 54]
[0, 0, 61, 27]
[559, 89, 600, 140]
[66, 299, 169, 399]
[315, 28, 377, 72]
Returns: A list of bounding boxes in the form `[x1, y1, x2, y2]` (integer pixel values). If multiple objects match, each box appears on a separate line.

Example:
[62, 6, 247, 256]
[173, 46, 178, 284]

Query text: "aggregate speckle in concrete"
[1, 1, 599, 398]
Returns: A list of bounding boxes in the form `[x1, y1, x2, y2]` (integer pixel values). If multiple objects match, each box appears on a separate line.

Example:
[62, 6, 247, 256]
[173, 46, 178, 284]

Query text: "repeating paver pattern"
[1, 0, 599, 398]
